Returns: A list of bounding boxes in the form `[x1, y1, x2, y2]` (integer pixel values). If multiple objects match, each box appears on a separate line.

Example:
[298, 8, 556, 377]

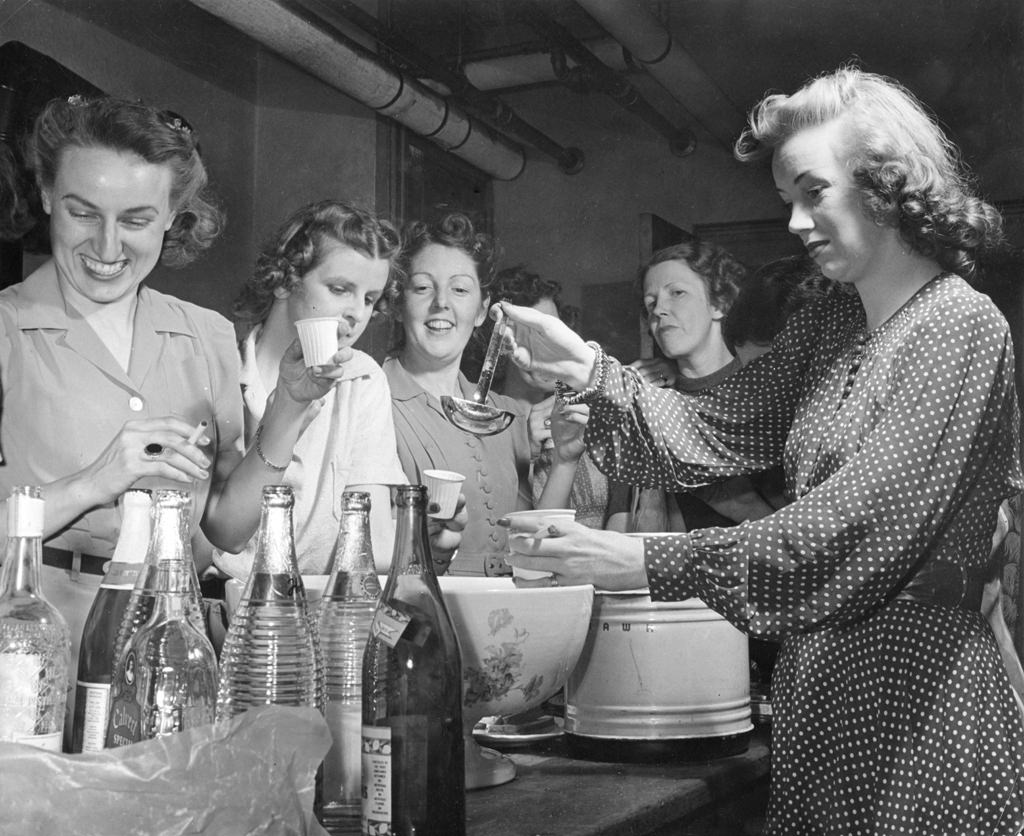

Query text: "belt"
[41, 546, 109, 577]
[894, 560, 986, 611]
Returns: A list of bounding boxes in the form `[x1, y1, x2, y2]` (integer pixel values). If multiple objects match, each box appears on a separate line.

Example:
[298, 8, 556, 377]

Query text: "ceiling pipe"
[462, 39, 633, 91]
[515, 1, 695, 157]
[188, 0, 526, 180]
[574, 0, 745, 149]
[303, 0, 584, 174]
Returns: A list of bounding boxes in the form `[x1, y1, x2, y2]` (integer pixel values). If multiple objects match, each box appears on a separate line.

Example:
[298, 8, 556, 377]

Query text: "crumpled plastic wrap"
[0, 706, 331, 836]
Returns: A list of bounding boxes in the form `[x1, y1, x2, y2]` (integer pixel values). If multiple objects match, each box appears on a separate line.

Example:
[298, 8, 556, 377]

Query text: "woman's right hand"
[276, 336, 355, 406]
[497, 302, 597, 390]
[83, 416, 212, 503]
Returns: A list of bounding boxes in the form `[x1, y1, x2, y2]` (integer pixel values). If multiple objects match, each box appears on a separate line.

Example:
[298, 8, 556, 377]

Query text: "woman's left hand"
[277, 337, 355, 405]
[506, 519, 648, 590]
[427, 492, 468, 573]
[549, 401, 589, 464]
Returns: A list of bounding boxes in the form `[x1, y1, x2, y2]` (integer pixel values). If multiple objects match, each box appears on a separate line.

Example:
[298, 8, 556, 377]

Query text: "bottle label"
[369, 604, 411, 650]
[106, 650, 142, 747]
[99, 561, 139, 590]
[76, 681, 112, 752]
[361, 726, 392, 834]
[0, 653, 42, 741]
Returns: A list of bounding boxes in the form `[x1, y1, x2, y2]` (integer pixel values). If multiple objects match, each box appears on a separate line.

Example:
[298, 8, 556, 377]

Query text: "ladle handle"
[472, 314, 511, 404]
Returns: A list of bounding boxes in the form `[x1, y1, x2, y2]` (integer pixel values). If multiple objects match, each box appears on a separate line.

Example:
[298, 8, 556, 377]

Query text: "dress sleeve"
[644, 295, 1023, 641]
[586, 295, 840, 491]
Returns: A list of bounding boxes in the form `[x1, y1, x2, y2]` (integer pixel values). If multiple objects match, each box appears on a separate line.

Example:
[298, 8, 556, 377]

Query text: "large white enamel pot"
[564, 576, 752, 762]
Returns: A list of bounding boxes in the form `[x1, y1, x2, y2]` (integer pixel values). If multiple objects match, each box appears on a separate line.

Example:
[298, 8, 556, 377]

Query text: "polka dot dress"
[588, 274, 1024, 835]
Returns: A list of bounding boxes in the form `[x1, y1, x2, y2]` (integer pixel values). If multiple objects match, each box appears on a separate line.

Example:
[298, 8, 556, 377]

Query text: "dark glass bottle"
[318, 490, 381, 835]
[71, 489, 152, 752]
[361, 485, 465, 836]
[216, 485, 323, 720]
[0, 486, 71, 751]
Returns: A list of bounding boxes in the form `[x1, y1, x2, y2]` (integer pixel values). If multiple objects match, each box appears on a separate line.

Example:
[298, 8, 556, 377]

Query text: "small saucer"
[473, 714, 564, 747]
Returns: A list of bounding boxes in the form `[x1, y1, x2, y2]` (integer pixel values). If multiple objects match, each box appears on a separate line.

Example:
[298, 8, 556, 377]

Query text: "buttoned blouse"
[0, 270, 244, 558]
[383, 355, 531, 576]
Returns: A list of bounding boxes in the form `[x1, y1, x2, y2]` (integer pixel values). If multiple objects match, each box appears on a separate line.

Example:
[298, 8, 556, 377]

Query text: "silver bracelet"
[253, 423, 288, 472]
[556, 341, 609, 405]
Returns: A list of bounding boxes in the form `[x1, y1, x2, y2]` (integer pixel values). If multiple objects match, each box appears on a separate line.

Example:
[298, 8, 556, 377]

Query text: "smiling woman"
[382, 212, 532, 577]
[0, 94, 239, 744]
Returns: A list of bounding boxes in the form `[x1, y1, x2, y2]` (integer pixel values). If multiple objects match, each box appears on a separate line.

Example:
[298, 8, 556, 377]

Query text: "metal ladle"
[441, 313, 516, 436]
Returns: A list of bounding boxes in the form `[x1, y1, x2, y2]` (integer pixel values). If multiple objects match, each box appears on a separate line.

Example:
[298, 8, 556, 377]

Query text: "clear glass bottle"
[109, 489, 205, 675]
[0, 486, 71, 751]
[71, 489, 152, 752]
[216, 485, 323, 720]
[317, 491, 381, 835]
[361, 485, 465, 836]
[105, 510, 219, 746]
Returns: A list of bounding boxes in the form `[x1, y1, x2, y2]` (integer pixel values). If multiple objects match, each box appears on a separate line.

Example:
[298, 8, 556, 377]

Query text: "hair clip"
[159, 110, 194, 137]
[66, 94, 88, 107]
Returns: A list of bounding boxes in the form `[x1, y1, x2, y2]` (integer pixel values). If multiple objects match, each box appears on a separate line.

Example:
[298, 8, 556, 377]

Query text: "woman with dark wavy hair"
[500, 67, 1024, 833]
[382, 212, 531, 576]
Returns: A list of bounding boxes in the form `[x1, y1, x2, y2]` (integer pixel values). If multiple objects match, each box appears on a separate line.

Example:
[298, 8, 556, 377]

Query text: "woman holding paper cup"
[382, 212, 532, 576]
[209, 199, 448, 576]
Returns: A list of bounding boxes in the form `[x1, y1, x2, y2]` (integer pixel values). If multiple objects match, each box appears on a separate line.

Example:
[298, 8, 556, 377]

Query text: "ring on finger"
[144, 442, 164, 458]
[543, 417, 551, 428]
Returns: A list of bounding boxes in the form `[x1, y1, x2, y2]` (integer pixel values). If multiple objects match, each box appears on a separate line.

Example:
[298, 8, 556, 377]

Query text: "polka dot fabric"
[586, 274, 1024, 835]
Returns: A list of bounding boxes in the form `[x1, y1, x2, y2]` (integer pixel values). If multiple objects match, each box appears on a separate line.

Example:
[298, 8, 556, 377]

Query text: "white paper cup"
[295, 317, 340, 367]
[422, 469, 465, 519]
[504, 509, 575, 581]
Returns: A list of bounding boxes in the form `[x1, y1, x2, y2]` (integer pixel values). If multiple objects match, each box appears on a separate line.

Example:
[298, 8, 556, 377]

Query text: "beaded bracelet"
[253, 423, 289, 472]
[555, 341, 608, 405]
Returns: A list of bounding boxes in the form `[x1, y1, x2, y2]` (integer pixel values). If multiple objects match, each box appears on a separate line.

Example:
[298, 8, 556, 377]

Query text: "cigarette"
[187, 420, 208, 445]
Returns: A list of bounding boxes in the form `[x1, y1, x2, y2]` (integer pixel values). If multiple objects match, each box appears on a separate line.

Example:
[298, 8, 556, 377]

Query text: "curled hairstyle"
[639, 237, 748, 319]
[735, 66, 1003, 279]
[24, 95, 223, 267]
[385, 211, 498, 353]
[233, 200, 402, 329]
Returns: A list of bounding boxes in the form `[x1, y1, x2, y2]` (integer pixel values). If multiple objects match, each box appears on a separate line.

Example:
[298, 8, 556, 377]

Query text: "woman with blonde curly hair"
[500, 67, 1024, 833]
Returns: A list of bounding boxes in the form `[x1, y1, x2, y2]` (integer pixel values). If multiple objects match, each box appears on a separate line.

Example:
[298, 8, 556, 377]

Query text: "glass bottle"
[216, 485, 323, 720]
[109, 489, 205, 674]
[105, 508, 219, 746]
[361, 485, 465, 836]
[71, 489, 152, 752]
[0, 486, 71, 751]
[317, 491, 381, 835]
